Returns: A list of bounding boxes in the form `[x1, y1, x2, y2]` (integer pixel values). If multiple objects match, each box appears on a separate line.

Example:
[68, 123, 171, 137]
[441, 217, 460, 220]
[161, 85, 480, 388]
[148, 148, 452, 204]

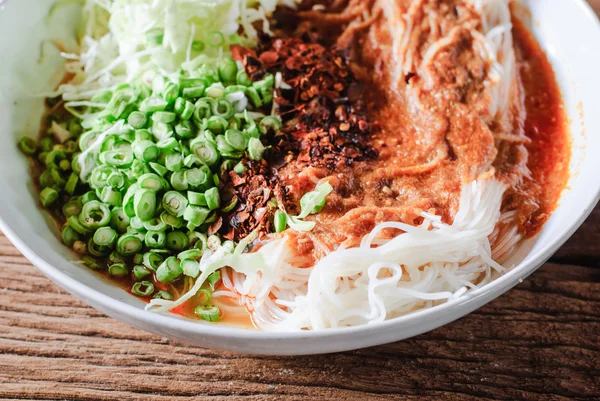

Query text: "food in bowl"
[19, 0, 570, 331]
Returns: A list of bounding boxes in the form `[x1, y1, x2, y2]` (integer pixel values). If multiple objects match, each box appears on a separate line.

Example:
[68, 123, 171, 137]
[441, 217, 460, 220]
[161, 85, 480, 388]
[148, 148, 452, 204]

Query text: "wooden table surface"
[3, 3, 600, 401]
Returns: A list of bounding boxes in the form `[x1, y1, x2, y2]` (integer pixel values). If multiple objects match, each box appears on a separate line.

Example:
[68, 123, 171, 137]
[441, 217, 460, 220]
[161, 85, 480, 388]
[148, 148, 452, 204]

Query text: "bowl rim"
[1, 0, 600, 349]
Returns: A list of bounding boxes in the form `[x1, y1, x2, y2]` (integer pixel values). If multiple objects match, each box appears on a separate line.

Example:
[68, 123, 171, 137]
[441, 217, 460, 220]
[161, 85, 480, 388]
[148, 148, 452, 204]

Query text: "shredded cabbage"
[298, 182, 333, 219]
[53, 0, 295, 106]
[283, 182, 334, 232]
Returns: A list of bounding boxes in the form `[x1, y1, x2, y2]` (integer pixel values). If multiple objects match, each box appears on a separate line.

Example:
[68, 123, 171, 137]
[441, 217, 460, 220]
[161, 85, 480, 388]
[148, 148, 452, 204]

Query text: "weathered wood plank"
[1, 239, 598, 400]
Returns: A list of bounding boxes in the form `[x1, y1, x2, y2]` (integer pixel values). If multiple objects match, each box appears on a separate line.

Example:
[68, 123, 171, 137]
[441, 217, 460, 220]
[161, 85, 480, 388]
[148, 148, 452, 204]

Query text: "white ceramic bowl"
[1, 0, 599, 355]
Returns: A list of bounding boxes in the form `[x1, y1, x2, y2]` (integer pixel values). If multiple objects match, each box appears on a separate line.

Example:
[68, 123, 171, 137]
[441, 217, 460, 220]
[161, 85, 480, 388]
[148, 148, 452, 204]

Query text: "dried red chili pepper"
[222, 36, 375, 241]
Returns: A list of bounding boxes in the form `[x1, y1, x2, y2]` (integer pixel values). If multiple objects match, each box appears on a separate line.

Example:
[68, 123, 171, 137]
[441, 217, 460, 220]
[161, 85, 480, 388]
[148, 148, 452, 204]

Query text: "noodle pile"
[145, 0, 526, 330]
[210, 0, 524, 330]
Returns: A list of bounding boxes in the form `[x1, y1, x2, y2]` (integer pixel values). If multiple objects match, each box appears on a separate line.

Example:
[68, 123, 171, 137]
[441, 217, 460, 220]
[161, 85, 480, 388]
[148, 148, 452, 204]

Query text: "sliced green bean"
[175, 120, 194, 139]
[259, 116, 282, 135]
[129, 216, 146, 232]
[177, 249, 203, 260]
[79, 201, 111, 229]
[133, 253, 144, 265]
[109, 251, 127, 265]
[100, 186, 122, 207]
[246, 86, 262, 108]
[132, 265, 151, 280]
[181, 259, 200, 278]
[68, 215, 90, 234]
[184, 168, 208, 188]
[128, 111, 148, 129]
[196, 289, 212, 306]
[149, 162, 168, 177]
[108, 263, 129, 277]
[19, 137, 38, 155]
[170, 170, 189, 191]
[133, 189, 156, 221]
[61, 225, 80, 247]
[165, 153, 183, 172]
[211, 98, 233, 120]
[207, 270, 221, 290]
[195, 305, 220, 322]
[206, 115, 228, 134]
[117, 234, 143, 256]
[143, 252, 163, 272]
[165, 230, 189, 251]
[187, 191, 207, 206]
[153, 291, 172, 300]
[162, 191, 188, 217]
[162, 82, 179, 104]
[218, 58, 237, 84]
[236, 70, 252, 86]
[221, 197, 238, 213]
[100, 149, 134, 168]
[81, 255, 100, 270]
[106, 172, 124, 189]
[192, 141, 219, 166]
[233, 161, 246, 175]
[189, 232, 208, 250]
[40, 187, 58, 208]
[160, 211, 183, 229]
[140, 96, 168, 113]
[152, 121, 172, 140]
[205, 187, 220, 210]
[138, 173, 162, 191]
[132, 140, 159, 162]
[131, 281, 154, 297]
[207, 234, 221, 250]
[142, 217, 166, 232]
[225, 129, 248, 151]
[87, 237, 108, 257]
[248, 137, 265, 161]
[183, 205, 210, 227]
[205, 82, 225, 99]
[151, 111, 177, 124]
[156, 256, 183, 283]
[145, 230, 166, 249]
[274, 210, 287, 233]
[206, 31, 225, 47]
[93, 226, 118, 247]
[45, 149, 66, 169]
[81, 191, 99, 205]
[62, 198, 83, 217]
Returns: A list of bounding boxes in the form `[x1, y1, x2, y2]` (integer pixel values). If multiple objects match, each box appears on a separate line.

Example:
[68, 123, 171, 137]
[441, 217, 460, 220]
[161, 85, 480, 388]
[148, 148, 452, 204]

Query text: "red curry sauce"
[512, 19, 570, 236]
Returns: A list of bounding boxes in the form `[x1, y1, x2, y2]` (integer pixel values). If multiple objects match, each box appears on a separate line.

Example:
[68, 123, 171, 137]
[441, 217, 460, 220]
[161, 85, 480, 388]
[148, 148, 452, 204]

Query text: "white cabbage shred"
[56, 0, 294, 103]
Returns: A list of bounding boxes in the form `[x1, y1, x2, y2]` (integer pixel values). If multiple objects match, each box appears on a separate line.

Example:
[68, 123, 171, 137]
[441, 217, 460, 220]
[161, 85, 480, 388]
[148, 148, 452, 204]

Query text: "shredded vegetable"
[52, 0, 297, 107]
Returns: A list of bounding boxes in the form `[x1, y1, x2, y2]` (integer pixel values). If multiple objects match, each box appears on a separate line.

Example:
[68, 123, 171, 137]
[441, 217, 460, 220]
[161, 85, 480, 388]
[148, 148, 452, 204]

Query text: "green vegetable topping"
[156, 256, 183, 283]
[19, 46, 289, 326]
[195, 305, 221, 322]
[131, 281, 155, 297]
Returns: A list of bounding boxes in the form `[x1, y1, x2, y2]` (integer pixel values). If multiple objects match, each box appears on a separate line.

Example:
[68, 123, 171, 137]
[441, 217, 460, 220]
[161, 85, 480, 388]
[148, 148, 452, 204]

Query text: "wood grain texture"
[2, 3, 600, 400]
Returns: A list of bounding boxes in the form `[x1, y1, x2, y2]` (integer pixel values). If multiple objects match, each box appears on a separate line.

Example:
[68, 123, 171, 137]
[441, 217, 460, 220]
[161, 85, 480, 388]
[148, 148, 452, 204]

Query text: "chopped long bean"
[131, 281, 154, 296]
[156, 256, 183, 283]
[195, 305, 221, 322]
[20, 54, 285, 321]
